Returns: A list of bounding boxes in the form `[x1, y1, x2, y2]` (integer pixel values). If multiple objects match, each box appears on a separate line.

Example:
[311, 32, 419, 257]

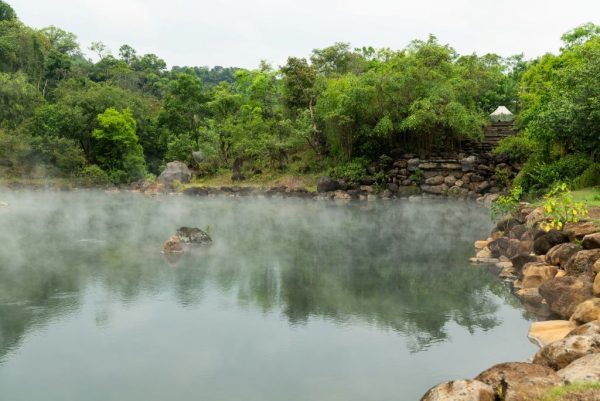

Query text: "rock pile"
[422, 203, 600, 400]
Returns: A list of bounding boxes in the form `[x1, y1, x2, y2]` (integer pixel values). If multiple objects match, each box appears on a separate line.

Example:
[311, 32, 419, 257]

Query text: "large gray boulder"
[159, 161, 191, 185]
[175, 227, 212, 245]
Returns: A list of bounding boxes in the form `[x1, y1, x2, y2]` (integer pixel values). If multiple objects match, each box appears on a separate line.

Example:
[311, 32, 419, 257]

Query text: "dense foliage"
[0, 1, 596, 189]
[499, 23, 600, 193]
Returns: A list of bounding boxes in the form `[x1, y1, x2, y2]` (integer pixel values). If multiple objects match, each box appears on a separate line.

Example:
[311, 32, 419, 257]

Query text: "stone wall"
[318, 152, 520, 202]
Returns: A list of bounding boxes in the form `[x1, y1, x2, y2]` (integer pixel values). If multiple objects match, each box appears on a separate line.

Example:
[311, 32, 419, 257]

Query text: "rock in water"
[175, 227, 212, 245]
[0, 201, 7, 208]
[158, 161, 191, 186]
[162, 235, 183, 254]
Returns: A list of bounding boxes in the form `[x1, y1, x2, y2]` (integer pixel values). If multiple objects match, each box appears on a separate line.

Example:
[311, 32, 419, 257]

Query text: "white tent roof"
[490, 106, 513, 116]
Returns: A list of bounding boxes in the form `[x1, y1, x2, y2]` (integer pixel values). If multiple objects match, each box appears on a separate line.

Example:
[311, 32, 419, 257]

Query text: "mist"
[0, 191, 535, 400]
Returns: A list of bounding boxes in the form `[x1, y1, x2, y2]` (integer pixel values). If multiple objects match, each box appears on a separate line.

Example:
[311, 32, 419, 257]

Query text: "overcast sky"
[8, 0, 600, 69]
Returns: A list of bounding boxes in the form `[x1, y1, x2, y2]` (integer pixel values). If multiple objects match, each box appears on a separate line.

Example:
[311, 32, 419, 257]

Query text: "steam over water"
[0, 191, 535, 400]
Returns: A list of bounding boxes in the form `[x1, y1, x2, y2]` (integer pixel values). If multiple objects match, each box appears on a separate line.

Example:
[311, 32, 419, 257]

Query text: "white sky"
[9, 0, 600, 69]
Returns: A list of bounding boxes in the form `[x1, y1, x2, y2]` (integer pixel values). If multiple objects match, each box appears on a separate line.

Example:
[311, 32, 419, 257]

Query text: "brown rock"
[489, 237, 510, 258]
[565, 221, 600, 241]
[546, 243, 583, 267]
[571, 299, 600, 325]
[583, 233, 600, 249]
[521, 263, 558, 289]
[528, 320, 576, 347]
[539, 276, 593, 319]
[474, 362, 561, 401]
[564, 249, 600, 276]
[533, 229, 570, 255]
[506, 239, 531, 259]
[568, 320, 600, 337]
[558, 353, 600, 384]
[419, 380, 495, 401]
[476, 248, 492, 259]
[594, 274, 600, 297]
[162, 235, 183, 254]
[510, 254, 538, 271]
[474, 240, 490, 250]
[533, 334, 600, 370]
[525, 207, 546, 227]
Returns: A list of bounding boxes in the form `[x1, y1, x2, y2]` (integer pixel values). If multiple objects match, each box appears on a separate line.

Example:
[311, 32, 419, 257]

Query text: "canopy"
[490, 106, 514, 122]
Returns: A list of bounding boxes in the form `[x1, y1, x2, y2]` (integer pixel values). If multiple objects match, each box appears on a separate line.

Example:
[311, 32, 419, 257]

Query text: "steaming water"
[0, 191, 536, 401]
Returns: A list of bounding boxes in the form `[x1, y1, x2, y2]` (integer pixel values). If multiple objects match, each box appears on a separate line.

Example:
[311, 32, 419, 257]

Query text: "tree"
[0, 72, 43, 129]
[92, 107, 146, 182]
[0, 0, 16, 21]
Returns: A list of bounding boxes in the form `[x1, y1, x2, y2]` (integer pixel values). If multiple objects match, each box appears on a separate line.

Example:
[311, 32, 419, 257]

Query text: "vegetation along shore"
[2, 0, 600, 399]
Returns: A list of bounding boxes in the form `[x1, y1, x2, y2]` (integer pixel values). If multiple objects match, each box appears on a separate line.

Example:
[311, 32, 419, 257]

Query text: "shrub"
[541, 182, 588, 231]
[409, 168, 425, 185]
[493, 135, 536, 163]
[328, 158, 368, 185]
[572, 163, 600, 189]
[78, 165, 110, 186]
[514, 154, 592, 193]
[491, 185, 523, 220]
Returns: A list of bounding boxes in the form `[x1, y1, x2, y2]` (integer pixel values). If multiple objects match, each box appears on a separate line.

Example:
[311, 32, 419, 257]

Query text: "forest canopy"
[0, 0, 598, 191]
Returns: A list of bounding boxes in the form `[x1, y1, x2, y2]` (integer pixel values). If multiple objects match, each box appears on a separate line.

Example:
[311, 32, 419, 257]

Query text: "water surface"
[0, 191, 536, 401]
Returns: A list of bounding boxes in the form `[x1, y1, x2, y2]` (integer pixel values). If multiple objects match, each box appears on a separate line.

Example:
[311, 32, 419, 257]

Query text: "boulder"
[425, 175, 445, 185]
[317, 177, 338, 193]
[568, 320, 600, 337]
[489, 237, 510, 258]
[162, 235, 183, 254]
[421, 184, 447, 195]
[533, 334, 600, 370]
[507, 239, 531, 259]
[564, 249, 600, 276]
[474, 240, 490, 250]
[558, 353, 600, 384]
[539, 276, 593, 319]
[476, 248, 492, 259]
[528, 320, 576, 348]
[570, 299, 600, 325]
[444, 175, 457, 186]
[525, 207, 546, 227]
[474, 362, 561, 401]
[508, 224, 527, 240]
[565, 221, 600, 241]
[510, 253, 539, 271]
[407, 158, 420, 172]
[521, 263, 558, 289]
[533, 229, 570, 255]
[175, 227, 212, 245]
[546, 243, 583, 267]
[583, 233, 600, 249]
[419, 380, 495, 401]
[158, 161, 191, 185]
[595, 274, 600, 296]
[496, 216, 522, 233]
[461, 156, 476, 172]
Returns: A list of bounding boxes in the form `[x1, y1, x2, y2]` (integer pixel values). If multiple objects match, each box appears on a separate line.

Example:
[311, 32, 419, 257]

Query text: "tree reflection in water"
[0, 191, 525, 361]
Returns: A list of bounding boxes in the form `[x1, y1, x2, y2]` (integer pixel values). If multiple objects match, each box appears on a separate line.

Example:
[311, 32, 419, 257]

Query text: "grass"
[540, 382, 600, 401]
[572, 187, 600, 207]
[187, 171, 321, 192]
